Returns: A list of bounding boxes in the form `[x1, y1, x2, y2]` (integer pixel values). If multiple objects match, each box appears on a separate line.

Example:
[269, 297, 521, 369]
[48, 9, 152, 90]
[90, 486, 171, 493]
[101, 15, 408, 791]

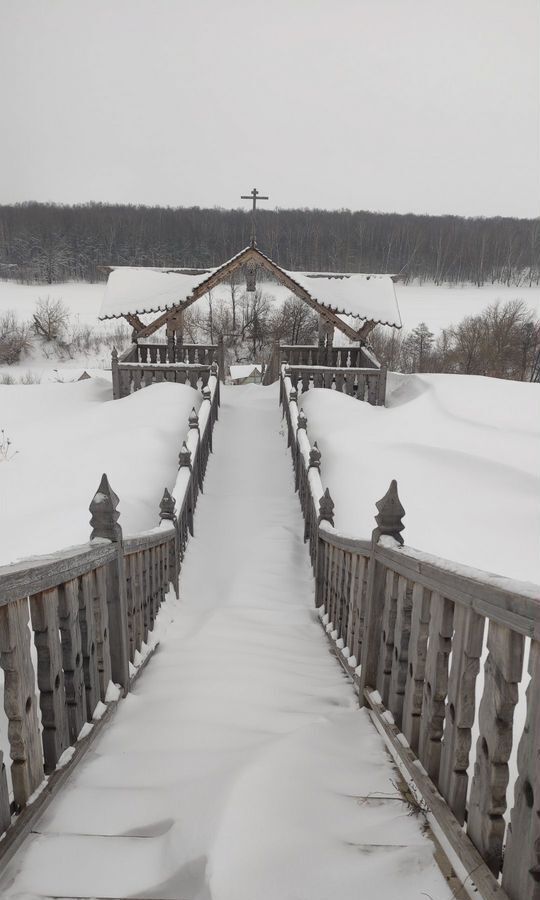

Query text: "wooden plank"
[418, 593, 454, 782]
[79, 572, 101, 719]
[502, 638, 540, 900]
[467, 621, 525, 875]
[0, 543, 116, 607]
[401, 583, 431, 753]
[58, 579, 87, 742]
[29, 588, 70, 773]
[94, 566, 112, 700]
[373, 544, 540, 639]
[387, 576, 413, 727]
[376, 570, 399, 705]
[0, 598, 44, 808]
[438, 606, 484, 824]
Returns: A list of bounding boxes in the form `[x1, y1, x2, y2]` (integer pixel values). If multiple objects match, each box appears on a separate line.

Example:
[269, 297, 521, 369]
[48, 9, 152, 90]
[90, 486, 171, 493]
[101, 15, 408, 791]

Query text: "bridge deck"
[1, 385, 450, 900]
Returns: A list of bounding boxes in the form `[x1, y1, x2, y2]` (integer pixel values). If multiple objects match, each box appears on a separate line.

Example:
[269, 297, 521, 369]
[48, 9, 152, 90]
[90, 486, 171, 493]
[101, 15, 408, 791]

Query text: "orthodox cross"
[241, 188, 268, 247]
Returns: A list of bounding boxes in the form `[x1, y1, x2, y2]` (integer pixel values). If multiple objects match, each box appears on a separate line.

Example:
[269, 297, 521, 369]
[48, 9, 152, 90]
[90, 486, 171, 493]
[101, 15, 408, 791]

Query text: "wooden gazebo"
[99, 244, 402, 402]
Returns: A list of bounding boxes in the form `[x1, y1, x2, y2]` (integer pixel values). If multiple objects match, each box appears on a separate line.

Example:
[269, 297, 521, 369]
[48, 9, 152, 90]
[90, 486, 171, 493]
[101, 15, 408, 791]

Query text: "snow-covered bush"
[0, 311, 33, 364]
[33, 297, 70, 342]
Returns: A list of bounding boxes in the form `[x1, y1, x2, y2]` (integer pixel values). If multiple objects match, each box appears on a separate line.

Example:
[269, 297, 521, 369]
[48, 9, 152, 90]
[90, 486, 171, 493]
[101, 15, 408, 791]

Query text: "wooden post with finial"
[111, 348, 120, 399]
[159, 487, 179, 595]
[359, 480, 406, 706]
[315, 485, 334, 608]
[89, 474, 130, 693]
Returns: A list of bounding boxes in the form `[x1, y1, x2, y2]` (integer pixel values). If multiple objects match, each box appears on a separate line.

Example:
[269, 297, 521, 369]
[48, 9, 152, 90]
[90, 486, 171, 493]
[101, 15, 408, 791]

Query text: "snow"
[300, 373, 540, 583]
[0, 378, 200, 565]
[285, 270, 402, 326]
[229, 363, 262, 380]
[0, 384, 449, 900]
[99, 266, 217, 319]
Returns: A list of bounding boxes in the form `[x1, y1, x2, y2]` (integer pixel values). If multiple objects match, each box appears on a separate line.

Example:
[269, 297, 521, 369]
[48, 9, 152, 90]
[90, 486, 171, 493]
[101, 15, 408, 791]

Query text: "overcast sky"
[1, 0, 538, 218]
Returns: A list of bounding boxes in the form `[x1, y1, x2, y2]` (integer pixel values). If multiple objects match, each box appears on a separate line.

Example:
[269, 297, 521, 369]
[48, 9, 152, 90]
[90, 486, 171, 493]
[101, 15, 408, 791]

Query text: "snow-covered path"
[1, 385, 449, 900]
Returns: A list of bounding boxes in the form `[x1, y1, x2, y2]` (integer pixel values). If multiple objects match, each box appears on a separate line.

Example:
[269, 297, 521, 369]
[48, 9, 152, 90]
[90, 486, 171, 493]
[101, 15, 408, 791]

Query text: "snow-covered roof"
[282, 271, 401, 328]
[229, 364, 262, 380]
[99, 246, 402, 329]
[99, 266, 216, 319]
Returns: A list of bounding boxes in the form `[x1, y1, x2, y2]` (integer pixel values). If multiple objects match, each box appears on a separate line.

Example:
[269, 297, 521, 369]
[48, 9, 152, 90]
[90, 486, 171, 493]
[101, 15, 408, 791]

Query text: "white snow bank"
[0, 378, 200, 565]
[300, 373, 540, 582]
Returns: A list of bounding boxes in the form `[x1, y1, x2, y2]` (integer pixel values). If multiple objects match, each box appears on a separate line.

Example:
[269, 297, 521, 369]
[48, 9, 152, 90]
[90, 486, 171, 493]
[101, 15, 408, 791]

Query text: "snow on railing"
[112, 346, 225, 398]
[280, 366, 540, 900]
[0, 370, 220, 859]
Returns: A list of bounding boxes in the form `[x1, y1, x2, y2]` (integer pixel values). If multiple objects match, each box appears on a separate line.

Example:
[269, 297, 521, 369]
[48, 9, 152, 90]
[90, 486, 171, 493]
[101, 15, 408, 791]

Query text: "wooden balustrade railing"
[0, 371, 220, 854]
[280, 367, 540, 900]
[112, 348, 222, 399]
[281, 343, 378, 369]
[284, 364, 386, 405]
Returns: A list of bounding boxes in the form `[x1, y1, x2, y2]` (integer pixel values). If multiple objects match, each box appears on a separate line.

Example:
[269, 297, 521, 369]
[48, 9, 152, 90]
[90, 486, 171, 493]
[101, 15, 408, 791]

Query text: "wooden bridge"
[0, 359, 537, 900]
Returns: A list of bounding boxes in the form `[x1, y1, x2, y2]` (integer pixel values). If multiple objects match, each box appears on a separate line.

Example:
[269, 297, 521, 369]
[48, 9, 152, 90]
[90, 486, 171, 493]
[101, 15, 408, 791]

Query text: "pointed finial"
[297, 409, 307, 431]
[210, 362, 218, 376]
[318, 488, 335, 526]
[178, 441, 192, 469]
[289, 389, 298, 403]
[309, 441, 321, 470]
[159, 487, 176, 522]
[89, 473, 122, 542]
[202, 385, 211, 402]
[373, 479, 405, 545]
[189, 407, 199, 430]
[112, 347, 118, 360]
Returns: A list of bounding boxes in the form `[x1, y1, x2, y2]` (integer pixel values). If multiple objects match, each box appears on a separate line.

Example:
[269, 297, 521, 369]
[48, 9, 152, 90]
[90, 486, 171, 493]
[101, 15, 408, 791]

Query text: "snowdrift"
[0, 378, 200, 566]
[300, 373, 540, 583]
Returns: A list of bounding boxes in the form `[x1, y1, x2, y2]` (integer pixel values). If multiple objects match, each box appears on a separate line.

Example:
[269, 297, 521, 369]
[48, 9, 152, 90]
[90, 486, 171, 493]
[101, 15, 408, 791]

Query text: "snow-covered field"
[300, 373, 540, 583]
[0, 378, 200, 566]
[1, 277, 538, 337]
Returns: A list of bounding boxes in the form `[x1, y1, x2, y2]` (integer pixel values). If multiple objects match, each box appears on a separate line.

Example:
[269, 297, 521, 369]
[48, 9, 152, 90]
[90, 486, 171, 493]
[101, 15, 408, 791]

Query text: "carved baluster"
[401, 583, 431, 752]
[387, 576, 413, 727]
[93, 566, 112, 700]
[468, 621, 525, 875]
[0, 745, 10, 835]
[125, 554, 136, 662]
[502, 638, 540, 899]
[79, 571, 101, 718]
[376, 571, 399, 705]
[58, 579, 87, 742]
[439, 605, 485, 823]
[132, 368, 142, 392]
[29, 588, 70, 772]
[0, 598, 44, 808]
[135, 552, 145, 650]
[417, 593, 454, 781]
[350, 555, 368, 663]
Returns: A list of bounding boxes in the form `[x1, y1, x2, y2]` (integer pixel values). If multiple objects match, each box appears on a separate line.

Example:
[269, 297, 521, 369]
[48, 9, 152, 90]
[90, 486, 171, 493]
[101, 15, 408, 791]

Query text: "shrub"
[33, 297, 70, 342]
[0, 311, 33, 364]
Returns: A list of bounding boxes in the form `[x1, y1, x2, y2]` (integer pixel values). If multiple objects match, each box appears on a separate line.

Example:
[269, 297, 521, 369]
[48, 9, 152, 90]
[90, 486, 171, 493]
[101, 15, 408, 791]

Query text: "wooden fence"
[0, 370, 220, 853]
[284, 364, 386, 405]
[263, 340, 382, 387]
[112, 347, 223, 399]
[280, 367, 540, 900]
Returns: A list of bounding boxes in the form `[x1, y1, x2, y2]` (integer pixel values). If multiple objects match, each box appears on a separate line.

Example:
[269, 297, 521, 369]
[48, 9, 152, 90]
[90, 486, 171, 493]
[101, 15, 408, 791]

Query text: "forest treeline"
[0, 202, 538, 286]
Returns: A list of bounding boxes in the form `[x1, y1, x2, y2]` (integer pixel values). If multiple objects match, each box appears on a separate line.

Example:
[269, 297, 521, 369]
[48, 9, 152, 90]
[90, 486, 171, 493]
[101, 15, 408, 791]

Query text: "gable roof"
[98, 246, 402, 336]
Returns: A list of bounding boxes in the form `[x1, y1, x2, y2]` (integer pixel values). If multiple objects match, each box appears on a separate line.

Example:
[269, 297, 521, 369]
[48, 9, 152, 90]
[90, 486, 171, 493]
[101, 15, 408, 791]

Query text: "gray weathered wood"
[418, 592, 454, 782]
[401, 583, 431, 752]
[376, 570, 398, 705]
[0, 598, 44, 808]
[502, 638, 540, 900]
[93, 566, 112, 699]
[29, 588, 70, 773]
[58, 579, 87, 742]
[79, 571, 101, 718]
[387, 576, 413, 727]
[468, 621, 525, 875]
[439, 605, 484, 824]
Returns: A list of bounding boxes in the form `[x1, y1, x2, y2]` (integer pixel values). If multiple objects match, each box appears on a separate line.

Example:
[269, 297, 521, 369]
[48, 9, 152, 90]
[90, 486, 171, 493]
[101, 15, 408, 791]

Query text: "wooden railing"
[0, 371, 220, 853]
[263, 340, 381, 386]
[112, 347, 222, 399]
[280, 367, 540, 900]
[284, 364, 386, 405]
